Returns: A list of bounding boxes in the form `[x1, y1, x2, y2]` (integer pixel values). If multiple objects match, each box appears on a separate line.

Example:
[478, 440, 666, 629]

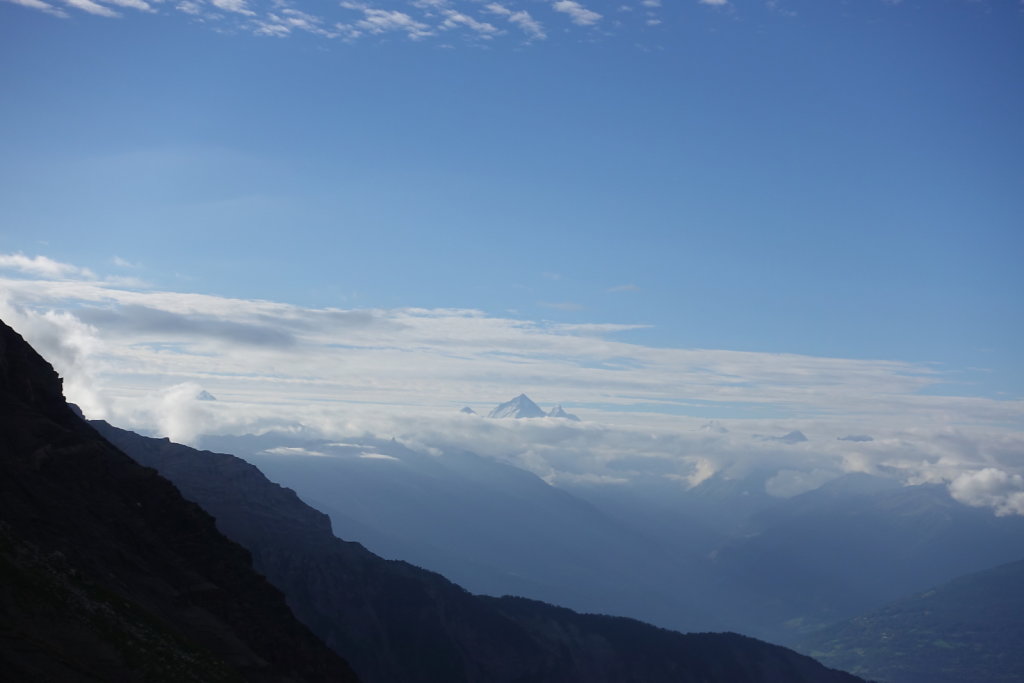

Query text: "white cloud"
[552, 0, 601, 26]
[62, 0, 119, 16]
[3, 0, 70, 17]
[210, 0, 254, 14]
[1, 256, 1022, 514]
[485, 3, 546, 39]
[263, 446, 332, 456]
[340, 3, 433, 39]
[949, 468, 1024, 516]
[111, 256, 141, 269]
[440, 9, 499, 36]
[0, 253, 96, 279]
[104, 0, 153, 11]
[698, 0, 727, 5]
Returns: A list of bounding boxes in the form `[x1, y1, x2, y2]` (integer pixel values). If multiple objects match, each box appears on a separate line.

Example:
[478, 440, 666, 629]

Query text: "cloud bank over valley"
[2, 253, 1022, 516]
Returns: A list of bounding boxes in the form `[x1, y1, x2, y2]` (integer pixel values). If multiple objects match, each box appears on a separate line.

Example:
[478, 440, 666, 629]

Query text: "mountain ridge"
[0, 318, 358, 682]
[93, 422, 866, 683]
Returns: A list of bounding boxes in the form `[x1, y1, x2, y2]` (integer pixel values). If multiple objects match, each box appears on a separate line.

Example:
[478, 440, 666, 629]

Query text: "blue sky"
[1, 1, 1022, 406]
[2, 0, 1023, 512]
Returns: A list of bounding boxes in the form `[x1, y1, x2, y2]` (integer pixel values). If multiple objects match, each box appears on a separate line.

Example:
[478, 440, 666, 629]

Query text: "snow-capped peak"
[487, 394, 547, 419]
[546, 404, 581, 421]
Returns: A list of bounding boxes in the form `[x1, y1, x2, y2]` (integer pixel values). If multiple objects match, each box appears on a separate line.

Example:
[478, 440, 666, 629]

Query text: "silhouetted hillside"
[0, 319, 358, 682]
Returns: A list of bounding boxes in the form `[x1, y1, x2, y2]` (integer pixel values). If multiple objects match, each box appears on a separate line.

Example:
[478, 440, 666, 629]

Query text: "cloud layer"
[2, 0, 953, 45]
[1, 253, 1022, 514]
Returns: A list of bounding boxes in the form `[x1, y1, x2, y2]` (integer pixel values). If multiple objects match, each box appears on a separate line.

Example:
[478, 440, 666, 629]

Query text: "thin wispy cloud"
[552, 0, 602, 26]
[5, 0, 69, 16]
[62, 0, 119, 17]
[0, 253, 96, 280]
[210, 0, 254, 15]
[1, 0, 991, 45]
[485, 3, 546, 40]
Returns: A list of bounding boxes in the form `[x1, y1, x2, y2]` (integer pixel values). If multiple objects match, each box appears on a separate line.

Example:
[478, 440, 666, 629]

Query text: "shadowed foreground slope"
[95, 423, 866, 683]
[0, 319, 358, 682]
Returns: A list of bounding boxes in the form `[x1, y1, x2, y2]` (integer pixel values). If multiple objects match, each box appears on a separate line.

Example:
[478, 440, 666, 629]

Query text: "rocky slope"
[0, 319, 358, 682]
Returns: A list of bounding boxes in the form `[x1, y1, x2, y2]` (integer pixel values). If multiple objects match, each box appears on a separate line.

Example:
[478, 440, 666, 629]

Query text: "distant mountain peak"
[759, 430, 808, 444]
[459, 406, 477, 415]
[196, 389, 217, 401]
[700, 420, 729, 434]
[488, 394, 547, 419]
[546, 404, 581, 421]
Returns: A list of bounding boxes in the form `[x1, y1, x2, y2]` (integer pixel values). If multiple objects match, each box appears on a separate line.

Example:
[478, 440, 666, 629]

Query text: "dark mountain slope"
[798, 558, 1024, 683]
[94, 421, 866, 683]
[0, 319, 358, 683]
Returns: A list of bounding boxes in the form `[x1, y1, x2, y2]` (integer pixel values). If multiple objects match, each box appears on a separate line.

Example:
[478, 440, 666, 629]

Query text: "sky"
[1, 0, 1023, 512]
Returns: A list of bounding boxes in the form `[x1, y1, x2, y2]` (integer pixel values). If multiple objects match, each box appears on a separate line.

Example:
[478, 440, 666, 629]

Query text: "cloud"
[485, 3, 545, 40]
[608, 284, 640, 292]
[62, 0, 119, 16]
[176, 1, 202, 14]
[263, 446, 332, 457]
[75, 304, 298, 348]
[104, 0, 153, 11]
[1, 255, 1023, 514]
[210, 0, 255, 15]
[340, 3, 433, 39]
[3, 0, 69, 17]
[111, 256, 141, 269]
[0, 253, 96, 280]
[698, 0, 728, 5]
[949, 468, 1024, 516]
[440, 9, 499, 36]
[552, 0, 602, 26]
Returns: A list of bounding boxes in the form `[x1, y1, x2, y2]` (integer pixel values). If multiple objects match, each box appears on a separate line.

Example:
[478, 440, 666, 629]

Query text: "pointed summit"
[488, 394, 547, 419]
[546, 404, 581, 421]
[459, 406, 477, 415]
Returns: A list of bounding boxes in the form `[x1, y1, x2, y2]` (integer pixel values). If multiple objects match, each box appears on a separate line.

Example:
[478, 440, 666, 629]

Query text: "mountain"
[546, 404, 580, 421]
[94, 427, 866, 683]
[459, 406, 477, 415]
[704, 473, 1024, 643]
[798, 559, 1024, 683]
[203, 430, 722, 635]
[487, 393, 547, 418]
[0, 319, 357, 682]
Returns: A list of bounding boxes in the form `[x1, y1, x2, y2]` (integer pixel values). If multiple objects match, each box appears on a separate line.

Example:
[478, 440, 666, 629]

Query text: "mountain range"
[201, 426, 1024, 651]
[485, 393, 579, 420]
[0, 317, 863, 683]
